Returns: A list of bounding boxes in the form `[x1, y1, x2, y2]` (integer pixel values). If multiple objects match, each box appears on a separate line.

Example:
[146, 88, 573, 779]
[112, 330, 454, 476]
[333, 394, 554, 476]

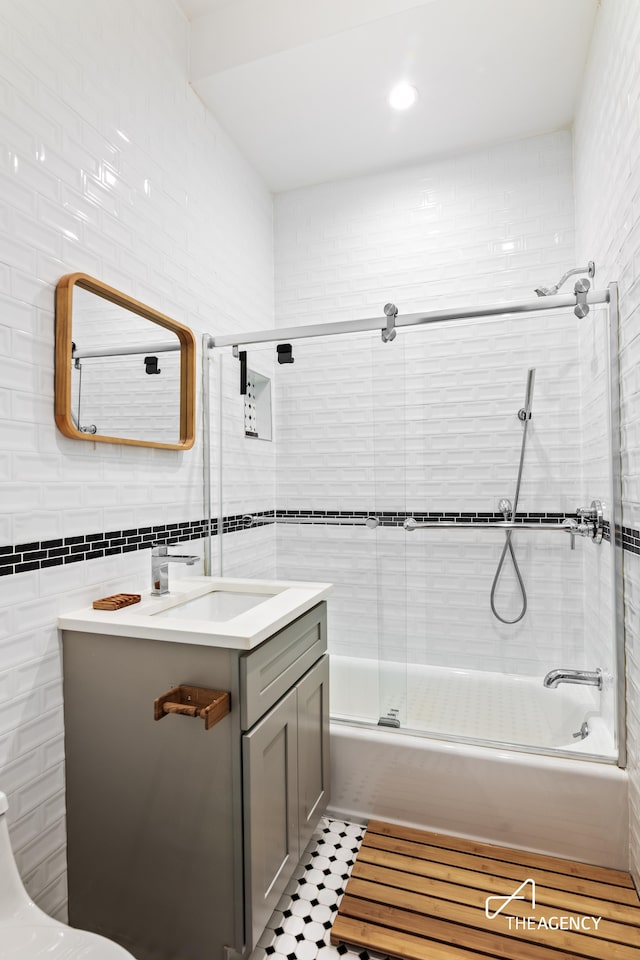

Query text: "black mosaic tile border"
[619, 523, 640, 554]
[0, 508, 629, 578]
[273, 509, 570, 527]
[0, 518, 213, 578]
[223, 510, 275, 534]
[271, 511, 626, 547]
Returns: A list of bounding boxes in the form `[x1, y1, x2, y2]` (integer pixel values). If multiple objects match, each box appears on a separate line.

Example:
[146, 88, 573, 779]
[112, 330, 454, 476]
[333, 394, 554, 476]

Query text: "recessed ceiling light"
[388, 83, 418, 111]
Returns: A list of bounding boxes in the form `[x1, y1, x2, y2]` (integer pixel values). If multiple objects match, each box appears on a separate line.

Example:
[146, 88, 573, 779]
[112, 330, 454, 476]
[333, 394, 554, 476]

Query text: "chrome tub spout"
[543, 667, 603, 690]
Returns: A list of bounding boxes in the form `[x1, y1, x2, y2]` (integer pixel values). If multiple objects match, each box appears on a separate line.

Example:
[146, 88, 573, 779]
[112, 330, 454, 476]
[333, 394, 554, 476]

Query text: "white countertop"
[57, 576, 332, 650]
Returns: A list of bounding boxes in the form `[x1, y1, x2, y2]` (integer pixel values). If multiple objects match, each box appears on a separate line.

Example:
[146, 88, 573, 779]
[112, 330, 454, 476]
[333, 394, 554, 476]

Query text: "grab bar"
[241, 514, 379, 529]
[404, 516, 599, 547]
[404, 518, 578, 532]
[276, 515, 380, 528]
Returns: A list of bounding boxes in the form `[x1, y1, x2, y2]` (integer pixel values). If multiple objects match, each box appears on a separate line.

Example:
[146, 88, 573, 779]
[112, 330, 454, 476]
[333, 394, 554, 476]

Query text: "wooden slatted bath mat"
[331, 819, 640, 960]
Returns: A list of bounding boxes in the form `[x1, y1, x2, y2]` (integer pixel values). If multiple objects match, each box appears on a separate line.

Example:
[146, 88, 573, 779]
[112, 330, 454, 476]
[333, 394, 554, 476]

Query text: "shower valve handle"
[563, 519, 578, 550]
[575, 500, 604, 544]
[563, 500, 604, 547]
[563, 518, 596, 549]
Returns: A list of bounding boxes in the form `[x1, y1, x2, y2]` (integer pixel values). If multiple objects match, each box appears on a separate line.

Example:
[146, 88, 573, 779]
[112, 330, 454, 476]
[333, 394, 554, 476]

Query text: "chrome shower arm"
[535, 261, 595, 296]
[553, 264, 593, 291]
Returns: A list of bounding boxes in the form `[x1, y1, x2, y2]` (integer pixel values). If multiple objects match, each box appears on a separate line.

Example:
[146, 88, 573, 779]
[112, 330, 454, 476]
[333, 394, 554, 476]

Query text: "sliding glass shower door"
[211, 294, 621, 763]
[369, 329, 409, 728]
[369, 305, 619, 760]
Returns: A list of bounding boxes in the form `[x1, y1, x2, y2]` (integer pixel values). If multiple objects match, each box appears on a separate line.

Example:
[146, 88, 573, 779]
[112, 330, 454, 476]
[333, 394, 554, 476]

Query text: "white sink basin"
[152, 590, 276, 622]
[57, 577, 332, 650]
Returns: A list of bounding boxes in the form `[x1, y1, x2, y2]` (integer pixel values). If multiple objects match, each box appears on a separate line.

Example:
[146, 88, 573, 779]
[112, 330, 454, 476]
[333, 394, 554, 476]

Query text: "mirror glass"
[55, 274, 196, 450]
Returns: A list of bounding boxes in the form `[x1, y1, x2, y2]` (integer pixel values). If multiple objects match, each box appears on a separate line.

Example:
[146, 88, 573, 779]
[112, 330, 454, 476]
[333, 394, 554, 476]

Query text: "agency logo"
[485, 878, 536, 919]
[485, 879, 602, 932]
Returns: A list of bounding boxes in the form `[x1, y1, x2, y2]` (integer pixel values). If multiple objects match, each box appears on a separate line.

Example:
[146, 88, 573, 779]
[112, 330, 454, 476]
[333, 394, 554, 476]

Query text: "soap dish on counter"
[92, 593, 141, 611]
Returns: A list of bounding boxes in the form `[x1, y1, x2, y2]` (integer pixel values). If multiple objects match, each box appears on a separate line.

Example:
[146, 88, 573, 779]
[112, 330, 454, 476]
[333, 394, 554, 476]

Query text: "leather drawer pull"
[153, 685, 230, 730]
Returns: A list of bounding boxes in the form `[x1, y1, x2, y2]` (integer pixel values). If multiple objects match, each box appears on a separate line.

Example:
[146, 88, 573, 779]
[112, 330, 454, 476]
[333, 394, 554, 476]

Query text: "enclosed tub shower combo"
[204, 266, 628, 868]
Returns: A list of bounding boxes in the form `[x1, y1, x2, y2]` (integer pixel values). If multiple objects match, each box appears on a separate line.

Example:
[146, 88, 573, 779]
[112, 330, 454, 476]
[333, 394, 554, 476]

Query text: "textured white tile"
[0, 0, 635, 933]
[0, 0, 275, 920]
[574, 0, 640, 882]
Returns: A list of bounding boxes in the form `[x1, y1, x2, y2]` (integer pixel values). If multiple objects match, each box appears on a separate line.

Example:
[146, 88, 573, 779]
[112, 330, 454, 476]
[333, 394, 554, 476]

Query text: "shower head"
[534, 261, 595, 297]
[499, 498, 512, 519]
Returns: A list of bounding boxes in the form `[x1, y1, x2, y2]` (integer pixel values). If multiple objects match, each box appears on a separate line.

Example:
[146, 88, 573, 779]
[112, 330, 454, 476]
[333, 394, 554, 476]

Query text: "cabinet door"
[243, 687, 299, 951]
[297, 655, 330, 853]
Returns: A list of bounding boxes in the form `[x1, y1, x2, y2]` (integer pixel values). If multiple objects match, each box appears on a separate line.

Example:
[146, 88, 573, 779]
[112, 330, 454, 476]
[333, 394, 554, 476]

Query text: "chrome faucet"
[543, 667, 603, 690]
[151, 543, 199, 595]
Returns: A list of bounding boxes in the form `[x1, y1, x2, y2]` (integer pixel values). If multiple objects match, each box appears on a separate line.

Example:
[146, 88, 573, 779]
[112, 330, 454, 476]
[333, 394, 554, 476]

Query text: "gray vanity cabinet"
[243, 655, 329, 951]
[61, 601, 328, 960]
[243, 687, 299, 949]
[296, 656, 330, 852]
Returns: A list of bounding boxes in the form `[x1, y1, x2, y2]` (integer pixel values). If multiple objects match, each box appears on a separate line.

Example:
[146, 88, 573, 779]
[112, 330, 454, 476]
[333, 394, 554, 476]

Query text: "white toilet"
[0, 790, 134, 959]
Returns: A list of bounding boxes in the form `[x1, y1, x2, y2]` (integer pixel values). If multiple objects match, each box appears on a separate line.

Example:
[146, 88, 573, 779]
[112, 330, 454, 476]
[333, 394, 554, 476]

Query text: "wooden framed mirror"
[55, 273, 196, 450]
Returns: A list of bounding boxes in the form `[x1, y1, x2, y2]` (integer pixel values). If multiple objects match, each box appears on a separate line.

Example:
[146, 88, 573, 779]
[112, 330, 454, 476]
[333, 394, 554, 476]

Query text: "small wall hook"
[277, 343, 294, 364]
[144, 356, 161, 374]
[238, 350, 247, 394]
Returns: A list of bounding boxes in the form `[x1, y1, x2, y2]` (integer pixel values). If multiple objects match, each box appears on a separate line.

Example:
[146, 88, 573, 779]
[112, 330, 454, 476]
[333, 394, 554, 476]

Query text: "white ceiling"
[176, 0, 599, 193]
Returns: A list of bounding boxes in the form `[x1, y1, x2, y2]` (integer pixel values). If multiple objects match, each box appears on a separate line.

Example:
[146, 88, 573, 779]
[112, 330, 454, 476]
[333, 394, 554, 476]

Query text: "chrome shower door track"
[206, 289, 610, 350]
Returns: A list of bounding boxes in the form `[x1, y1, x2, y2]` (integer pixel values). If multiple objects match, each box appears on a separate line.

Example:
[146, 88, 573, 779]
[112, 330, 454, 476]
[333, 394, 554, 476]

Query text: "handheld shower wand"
[490, 368, 536, 625]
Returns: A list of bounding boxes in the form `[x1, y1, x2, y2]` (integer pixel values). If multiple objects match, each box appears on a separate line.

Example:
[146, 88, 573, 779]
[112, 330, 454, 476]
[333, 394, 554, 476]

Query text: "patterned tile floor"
[250, 818, 389, 960]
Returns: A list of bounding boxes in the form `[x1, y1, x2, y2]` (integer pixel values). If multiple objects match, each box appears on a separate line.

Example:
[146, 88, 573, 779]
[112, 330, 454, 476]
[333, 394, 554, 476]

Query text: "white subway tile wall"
[574, 0, 640, 883]
[216, 346, 277, 522]
[275, 131, 575, 325]
[276, 522, 588, 675]
[274, 315, 585, 513]
[272, 133, 614, 681]
[0, 0, 636, 926]
[0, 0, 275, 919]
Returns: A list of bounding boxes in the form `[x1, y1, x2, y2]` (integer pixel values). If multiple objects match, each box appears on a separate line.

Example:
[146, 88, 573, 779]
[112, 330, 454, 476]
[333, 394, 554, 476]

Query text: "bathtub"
[328, 656, 629, 869]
